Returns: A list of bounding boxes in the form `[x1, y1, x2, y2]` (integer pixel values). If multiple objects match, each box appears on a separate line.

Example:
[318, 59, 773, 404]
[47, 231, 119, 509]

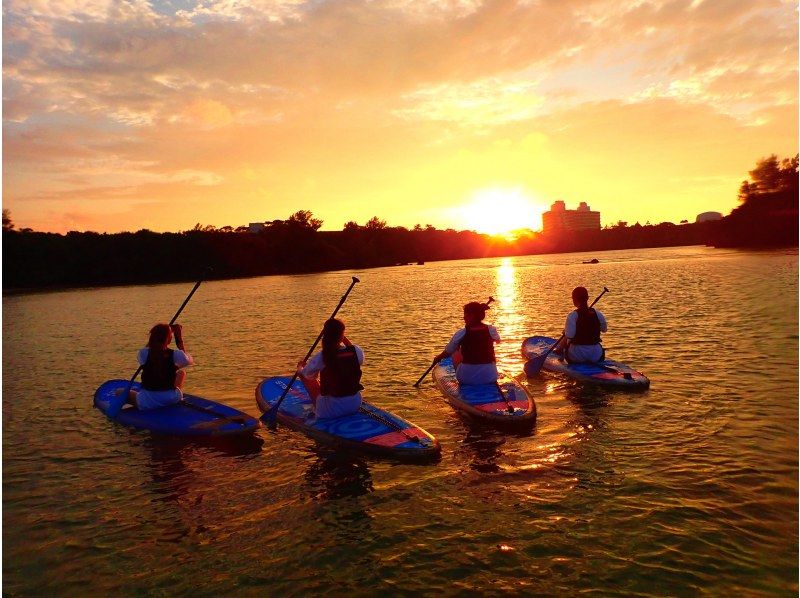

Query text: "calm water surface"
[4, 246, 798, 595]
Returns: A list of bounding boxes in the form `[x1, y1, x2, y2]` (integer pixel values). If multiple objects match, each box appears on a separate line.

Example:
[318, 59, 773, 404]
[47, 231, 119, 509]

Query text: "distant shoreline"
[0, 242, 766, 297]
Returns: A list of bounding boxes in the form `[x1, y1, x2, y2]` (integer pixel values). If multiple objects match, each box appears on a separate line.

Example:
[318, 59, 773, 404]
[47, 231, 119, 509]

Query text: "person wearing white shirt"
[433, 301, 501, 385]
[119, 323, 194, 410]
[555, 287, 608, 363]
[298, 318, 364, 419]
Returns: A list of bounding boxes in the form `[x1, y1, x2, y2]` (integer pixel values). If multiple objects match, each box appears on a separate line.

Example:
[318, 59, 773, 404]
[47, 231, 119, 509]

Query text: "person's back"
[119, 323, 194, 410]
[562, 287, 607, 363]
[433, 301, 500, 385]
[298, 318, 364, 419]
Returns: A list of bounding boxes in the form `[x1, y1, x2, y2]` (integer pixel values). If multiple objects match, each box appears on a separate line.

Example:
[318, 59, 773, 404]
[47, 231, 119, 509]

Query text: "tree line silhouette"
[3, 154, 797, 291]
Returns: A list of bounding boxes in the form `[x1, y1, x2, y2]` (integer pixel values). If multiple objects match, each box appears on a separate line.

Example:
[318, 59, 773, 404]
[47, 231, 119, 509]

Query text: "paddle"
[523, 287, 609, 377]
[107, 268, 212, 418]
[263, 276, 360, 429]
[413, 296, 495, 387]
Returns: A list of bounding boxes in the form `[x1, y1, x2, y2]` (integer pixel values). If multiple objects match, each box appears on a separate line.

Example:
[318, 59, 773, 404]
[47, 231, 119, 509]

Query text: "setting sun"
[458, 188, 544, 237]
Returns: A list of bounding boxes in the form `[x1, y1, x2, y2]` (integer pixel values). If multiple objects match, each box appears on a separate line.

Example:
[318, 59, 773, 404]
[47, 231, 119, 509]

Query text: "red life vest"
[459, 325, 496, 364]
[572, 308, 601, 345]
[319, 346, 364, 397]
[141, 348, 177, 391]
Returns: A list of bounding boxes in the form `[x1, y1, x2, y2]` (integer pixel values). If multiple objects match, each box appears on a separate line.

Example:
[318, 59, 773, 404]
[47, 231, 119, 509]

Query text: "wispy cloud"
[3, 0, 796, 232]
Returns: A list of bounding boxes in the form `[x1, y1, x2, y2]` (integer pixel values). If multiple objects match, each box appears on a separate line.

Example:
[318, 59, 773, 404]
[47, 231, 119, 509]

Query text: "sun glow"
[459, 188, 543, 237]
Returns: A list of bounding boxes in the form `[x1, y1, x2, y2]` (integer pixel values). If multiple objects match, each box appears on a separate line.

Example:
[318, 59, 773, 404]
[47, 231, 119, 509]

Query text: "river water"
[3, 246, 798, 595]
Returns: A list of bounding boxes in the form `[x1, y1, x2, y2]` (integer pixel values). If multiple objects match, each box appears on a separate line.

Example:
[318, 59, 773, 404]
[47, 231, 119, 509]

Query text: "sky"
[3, 0, 798, 234]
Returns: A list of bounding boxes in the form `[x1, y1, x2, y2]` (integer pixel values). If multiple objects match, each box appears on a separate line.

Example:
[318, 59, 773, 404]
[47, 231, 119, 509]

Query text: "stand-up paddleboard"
[431, 357, 536, 430]
[256, 377, 440, 461]
[521, 336, 650, 390]
[94, 380, 261, 437]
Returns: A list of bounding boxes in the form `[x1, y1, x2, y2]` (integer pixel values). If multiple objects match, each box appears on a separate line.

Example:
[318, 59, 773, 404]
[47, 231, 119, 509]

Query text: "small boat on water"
[582, 258, 600, 264]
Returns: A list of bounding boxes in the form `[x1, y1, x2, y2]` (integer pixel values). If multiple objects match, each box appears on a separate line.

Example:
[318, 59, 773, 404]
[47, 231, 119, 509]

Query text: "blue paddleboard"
[521, 336, 650, 390]
[432, 357, 536, 430]
[255, 377, 440, 460]
[94, 379, 261, 437]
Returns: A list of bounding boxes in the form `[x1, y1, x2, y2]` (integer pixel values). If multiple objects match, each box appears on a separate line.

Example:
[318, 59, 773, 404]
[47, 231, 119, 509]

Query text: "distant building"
[248, 219, 283, 233]
[695, 211, 723, 223]
[542, 201, 601, 234]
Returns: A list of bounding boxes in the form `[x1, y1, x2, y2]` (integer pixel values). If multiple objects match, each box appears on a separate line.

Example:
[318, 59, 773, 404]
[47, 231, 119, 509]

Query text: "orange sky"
[3, 0, 798, 234]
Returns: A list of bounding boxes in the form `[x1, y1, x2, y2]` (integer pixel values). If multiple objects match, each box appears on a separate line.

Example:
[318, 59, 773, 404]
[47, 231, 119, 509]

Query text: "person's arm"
[554, 314, 574, 355]
[433, 330, 464, 364]
[597, 310, 608, 333]
[489, 326, 501, 343]
[298, 352, 324, 379]
[171, 324, 186, 352]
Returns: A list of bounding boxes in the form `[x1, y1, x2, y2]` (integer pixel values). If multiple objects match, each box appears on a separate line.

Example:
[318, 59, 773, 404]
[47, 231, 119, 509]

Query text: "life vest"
[141, 348, 177, 391]
[459, 324, 496, 364]
[571, 308, 601, 345]
[319, 346, 364, 397]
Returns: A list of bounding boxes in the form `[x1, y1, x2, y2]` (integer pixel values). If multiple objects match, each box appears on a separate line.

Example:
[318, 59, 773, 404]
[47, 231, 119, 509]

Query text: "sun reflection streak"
[494, 258, 526, 366]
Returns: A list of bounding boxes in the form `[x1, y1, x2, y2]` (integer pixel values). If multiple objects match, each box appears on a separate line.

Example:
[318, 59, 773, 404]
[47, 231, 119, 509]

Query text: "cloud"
[2, 0, 796, 233]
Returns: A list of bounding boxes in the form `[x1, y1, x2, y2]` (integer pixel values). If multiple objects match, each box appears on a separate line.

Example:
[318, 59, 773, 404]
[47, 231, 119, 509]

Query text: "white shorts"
[456, 363, 499, 385]
[567, 344, 604, 363]
[136, 388, 183, 410]
[315, 392, 362, 419]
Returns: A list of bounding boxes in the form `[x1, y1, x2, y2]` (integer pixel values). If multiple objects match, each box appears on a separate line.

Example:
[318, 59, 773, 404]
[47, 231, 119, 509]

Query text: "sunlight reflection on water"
[3, 246, 798, 595]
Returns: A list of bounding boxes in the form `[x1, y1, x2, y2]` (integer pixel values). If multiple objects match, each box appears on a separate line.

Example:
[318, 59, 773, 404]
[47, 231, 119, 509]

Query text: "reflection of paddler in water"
[297, 318, 364, 419]
[432, 301, 500, 385]
[554, 286, 608, 364]
[304, 449, 374, 500]
[117, 323, 194, 409]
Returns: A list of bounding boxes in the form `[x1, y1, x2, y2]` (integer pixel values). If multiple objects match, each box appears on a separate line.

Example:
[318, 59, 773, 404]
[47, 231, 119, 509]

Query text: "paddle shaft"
[265, 276, 360, 426]
[536, 287, 609, 365]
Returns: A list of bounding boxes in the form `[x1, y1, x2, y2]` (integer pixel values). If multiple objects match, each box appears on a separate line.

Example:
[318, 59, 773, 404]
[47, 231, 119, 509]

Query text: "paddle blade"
[260, 405, 279, 428]
[524, 356, 546, 377]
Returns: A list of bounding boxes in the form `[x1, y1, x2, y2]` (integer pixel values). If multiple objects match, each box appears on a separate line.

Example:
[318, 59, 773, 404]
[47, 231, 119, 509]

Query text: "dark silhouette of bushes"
[4, 155, 796, 291]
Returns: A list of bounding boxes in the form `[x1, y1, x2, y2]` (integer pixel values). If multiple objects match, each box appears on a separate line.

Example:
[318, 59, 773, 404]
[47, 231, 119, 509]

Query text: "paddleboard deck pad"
[521, 336, 650, 389]
[94, 379, 261, 437]
[431, 357, 536, 430]
[256, 377, 440, 461]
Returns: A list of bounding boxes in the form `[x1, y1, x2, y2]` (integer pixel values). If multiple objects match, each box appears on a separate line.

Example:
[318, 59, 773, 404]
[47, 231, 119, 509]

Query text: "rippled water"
[4, 246, 797, 595]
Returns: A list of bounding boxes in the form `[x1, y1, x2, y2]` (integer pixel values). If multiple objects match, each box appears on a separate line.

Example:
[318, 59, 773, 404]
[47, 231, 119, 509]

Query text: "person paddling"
[554, 286, 608, 363]
[119, 323, 194, 409]
[432, 301, 500, 385]
[297, 318, 364, 419]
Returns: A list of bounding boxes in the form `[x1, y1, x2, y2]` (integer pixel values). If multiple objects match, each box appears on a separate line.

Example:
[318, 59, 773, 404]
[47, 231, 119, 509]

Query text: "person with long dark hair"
[432, 301, 500, 385]
[297, 318, 364, 419]
[554, 286, 608, 363]
[118, 323, 194, 409]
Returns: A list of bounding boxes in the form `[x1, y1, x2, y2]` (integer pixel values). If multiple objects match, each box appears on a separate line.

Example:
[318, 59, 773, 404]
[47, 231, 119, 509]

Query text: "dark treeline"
[3, 155, 797, 290]
[712, 154, 798, 248]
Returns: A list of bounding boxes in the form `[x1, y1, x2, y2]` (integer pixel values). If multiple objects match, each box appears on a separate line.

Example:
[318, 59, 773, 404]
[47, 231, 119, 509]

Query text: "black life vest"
[459, 325, 496, 364]
[319, 346, 364, 397]
[141, 348, 177, 391]
[572, 308, 602, 345]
